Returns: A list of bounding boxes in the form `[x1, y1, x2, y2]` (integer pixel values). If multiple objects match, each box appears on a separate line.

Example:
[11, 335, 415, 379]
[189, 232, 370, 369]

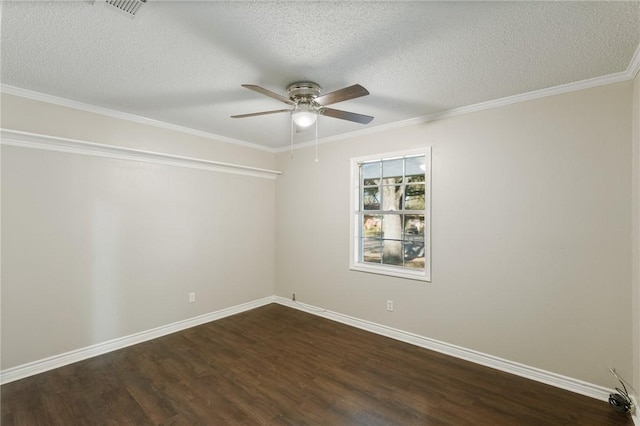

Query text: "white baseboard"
[0, 296, 275, 385]
[1, 294, 622, 407]
[273, 296, 615, 402]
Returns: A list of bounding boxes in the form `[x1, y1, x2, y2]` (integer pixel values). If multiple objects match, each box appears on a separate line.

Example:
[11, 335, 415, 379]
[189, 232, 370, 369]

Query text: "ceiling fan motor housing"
[287, 82, 321, 102]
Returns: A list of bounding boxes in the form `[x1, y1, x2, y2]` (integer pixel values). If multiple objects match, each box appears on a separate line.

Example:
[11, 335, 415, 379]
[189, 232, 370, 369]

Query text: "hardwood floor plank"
[1, 304, 633, 425]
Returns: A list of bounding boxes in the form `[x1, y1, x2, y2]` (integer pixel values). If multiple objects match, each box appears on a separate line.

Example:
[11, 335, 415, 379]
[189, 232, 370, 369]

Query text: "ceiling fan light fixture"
[292, 103, 317, 128]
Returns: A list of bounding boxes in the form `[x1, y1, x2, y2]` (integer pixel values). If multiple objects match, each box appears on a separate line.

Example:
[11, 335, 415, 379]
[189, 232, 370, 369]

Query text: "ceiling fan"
[231, 82, 374, 128]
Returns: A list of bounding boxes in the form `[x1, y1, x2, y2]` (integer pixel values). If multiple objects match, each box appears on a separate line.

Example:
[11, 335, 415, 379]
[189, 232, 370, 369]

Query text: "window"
[350, 148, 431, 281]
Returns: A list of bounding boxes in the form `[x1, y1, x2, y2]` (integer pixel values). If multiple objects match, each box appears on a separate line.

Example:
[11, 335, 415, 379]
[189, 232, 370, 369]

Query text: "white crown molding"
[0, 129, 282, 179]
[277, 65, 638, 153]
[0, 296, 276, 385]
[0, 84, 276, 153]
[273, 296, 616, 402]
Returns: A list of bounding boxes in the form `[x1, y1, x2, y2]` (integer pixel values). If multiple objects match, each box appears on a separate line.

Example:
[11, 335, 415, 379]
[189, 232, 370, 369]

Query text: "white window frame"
[349, 147, 431, 282]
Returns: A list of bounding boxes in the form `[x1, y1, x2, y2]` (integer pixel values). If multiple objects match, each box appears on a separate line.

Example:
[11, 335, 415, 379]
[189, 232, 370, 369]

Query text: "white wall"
[275, 81, 633, 387]
[633, 70, 640, 396]
[1, 96, 276, 369]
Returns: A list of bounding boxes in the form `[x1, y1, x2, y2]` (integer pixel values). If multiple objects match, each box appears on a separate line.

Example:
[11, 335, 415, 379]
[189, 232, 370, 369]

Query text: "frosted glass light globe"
[292, 104, 317, 127]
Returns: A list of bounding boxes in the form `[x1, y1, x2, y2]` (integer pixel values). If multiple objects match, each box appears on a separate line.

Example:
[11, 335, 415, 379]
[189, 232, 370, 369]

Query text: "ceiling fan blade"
[314, 84, 369, 106]
[231, 109, 291, 119]
[241, 84, 296, 106]
[321, 108, 374, 124]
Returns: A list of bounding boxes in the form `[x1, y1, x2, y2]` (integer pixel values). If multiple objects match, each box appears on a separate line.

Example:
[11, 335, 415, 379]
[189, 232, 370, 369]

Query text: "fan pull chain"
[290, 112, 294, 159]
[315, 116, 319, 162]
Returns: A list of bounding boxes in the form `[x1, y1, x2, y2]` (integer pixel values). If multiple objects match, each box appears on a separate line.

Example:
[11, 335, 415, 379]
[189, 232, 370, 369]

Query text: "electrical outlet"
[292, 293, 296, 301]
[386, 300, 394, 312]
[189, 292, 195, 303]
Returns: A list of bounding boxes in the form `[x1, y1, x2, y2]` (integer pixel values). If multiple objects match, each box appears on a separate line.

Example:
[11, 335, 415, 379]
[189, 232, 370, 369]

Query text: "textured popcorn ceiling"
[2, 1, 639, 149]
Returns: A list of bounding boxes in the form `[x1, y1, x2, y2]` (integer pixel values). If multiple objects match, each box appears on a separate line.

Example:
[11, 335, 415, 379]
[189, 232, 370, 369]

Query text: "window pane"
[381, 214, 403, 240]
[404, 241, 425, 270]
[362, 161, 381, 186]
[404, 235, 425, 256]
[403, 215, 425, 237]
[381, 215, 403, 265]
[404, 214, 425, 269]
[363, 214, 382, 237]
[381, 185, 402, 210]
[382, 239, 403, 266]
[382, 158, 403, 182]
[362, 238, 382, 263]
[405, 155, 425, 176]
[363, 187, 380, 210]
[404, 184, 425, 210]
[364, 178, 380, 186]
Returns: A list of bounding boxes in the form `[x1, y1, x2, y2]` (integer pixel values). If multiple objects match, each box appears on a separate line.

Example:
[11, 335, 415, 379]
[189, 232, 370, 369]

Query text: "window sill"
[350, 263, 430, 282]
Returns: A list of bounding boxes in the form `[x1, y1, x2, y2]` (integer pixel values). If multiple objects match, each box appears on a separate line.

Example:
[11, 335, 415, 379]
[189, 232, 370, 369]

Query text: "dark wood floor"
[1, 303, 632, 425]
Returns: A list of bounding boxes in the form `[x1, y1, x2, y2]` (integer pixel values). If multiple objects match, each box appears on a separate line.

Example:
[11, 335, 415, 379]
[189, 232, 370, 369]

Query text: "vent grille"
[104, 0, 147, 17]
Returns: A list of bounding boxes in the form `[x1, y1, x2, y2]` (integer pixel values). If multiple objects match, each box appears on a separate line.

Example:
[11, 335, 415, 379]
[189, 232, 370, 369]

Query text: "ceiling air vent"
[99, 0, 147, 18]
